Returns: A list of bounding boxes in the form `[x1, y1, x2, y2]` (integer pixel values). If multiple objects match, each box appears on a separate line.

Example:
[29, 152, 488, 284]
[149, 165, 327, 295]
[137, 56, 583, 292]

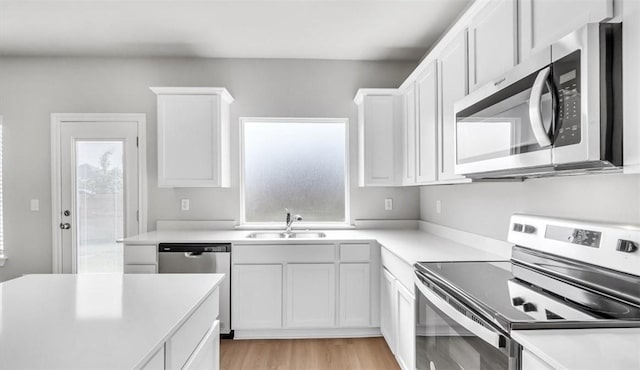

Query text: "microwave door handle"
[414, 275, 505, 349]
[528, 67, 553, 148]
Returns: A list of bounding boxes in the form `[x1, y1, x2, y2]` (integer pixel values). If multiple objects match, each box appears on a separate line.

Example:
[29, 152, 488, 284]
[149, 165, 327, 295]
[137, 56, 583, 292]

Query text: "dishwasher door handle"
[184, 252, 204, 258]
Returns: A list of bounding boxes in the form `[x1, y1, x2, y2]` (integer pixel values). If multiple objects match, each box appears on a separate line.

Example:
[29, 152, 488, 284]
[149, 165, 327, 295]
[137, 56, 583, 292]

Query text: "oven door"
[415, 272, 520, 370]
[454, 48, 555, 177]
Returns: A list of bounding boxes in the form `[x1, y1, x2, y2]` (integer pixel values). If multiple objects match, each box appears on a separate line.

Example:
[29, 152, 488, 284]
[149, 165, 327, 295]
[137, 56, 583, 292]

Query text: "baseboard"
[232, 327, 382, 340]
[418, 220, 512, 258]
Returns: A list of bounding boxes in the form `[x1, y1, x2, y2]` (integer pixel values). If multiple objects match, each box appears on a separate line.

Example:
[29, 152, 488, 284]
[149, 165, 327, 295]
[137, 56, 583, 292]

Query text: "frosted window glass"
[243, 121, 346, 223]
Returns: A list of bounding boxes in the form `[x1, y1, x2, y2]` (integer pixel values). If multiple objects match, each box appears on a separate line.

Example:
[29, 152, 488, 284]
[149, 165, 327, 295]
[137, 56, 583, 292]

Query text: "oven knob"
[523, 303, 538, 312]
[512, 297, 525, 306]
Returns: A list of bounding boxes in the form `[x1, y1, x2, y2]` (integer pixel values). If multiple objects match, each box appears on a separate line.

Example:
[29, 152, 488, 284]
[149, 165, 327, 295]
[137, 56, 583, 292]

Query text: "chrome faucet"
[285, 208, 302, 234]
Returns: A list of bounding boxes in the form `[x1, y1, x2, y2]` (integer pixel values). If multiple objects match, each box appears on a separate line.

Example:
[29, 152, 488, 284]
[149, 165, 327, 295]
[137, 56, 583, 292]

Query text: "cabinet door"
[233, 264, 282, 329]
[286, 263, 336, 328]
[339, 263, 370, 327]
[520, 0, 612, 61]
[469, 0, 517, 91]
[438, 31, 468, 182]
[157, 94, 221, 187]
[395, 281, 415, 370]
[380, 268, 396, 354]
[402, 84, 417, 185]
[416, 60, 438, 184]
[360, 95, 396, 186]
[182, 321, 220, 370]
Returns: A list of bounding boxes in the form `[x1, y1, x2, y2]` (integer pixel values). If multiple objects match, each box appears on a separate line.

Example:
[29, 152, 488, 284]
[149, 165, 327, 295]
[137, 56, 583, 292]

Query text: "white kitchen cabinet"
[354, 89, 402, 187]
[232, 264, 283, 329]
[438, 30, 469, 182]
[123, 244, 157, 273]
[416, 60, 439, 184]
[286, 263, 336, 328]
[183, 321, 221, 370]
[151, 87, 233, 188]
[232, 242, 380, 338]
[401, 83, 417, 185]
[519, 0, 612, 62]
[468, 0, 518, 91]
[339, 263, 371, 327]
[380, 268, 396, 353]
[395, 282, 415, 370]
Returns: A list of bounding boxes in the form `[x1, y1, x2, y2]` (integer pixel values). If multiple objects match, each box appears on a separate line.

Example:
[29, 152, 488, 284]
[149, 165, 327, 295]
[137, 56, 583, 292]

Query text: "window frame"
[239, 117, 351, 228]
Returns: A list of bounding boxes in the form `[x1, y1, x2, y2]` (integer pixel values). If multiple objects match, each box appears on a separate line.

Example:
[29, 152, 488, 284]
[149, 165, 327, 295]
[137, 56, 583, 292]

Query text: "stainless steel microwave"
[454, 23, 622, 178]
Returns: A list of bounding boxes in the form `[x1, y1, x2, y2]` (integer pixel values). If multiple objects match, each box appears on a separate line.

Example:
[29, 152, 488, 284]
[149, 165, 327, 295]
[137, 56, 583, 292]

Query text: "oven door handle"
[414, 274, 506, 349]
[528, 66, 553, 148]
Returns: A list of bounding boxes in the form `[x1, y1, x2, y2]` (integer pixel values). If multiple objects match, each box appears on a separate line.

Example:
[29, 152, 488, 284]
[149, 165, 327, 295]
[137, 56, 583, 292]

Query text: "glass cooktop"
[415, 260, 640, 333]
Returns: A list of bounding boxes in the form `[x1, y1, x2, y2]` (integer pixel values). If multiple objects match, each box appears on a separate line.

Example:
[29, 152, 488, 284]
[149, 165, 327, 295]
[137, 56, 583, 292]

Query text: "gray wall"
[420, 173, 640, 241]
[0, 56, 420, 281]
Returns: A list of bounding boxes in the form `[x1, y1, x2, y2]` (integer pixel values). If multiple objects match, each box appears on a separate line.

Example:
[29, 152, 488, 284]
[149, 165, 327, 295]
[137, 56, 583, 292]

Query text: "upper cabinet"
[519, 0, 613, 61]
[401, 84, 417, 186]
[415, 60, 439, 184]
[355, 89, 402, 187]
[151, 87, 233, 188]
[438, 30, 469, 182]
[468, 0, 518, 92]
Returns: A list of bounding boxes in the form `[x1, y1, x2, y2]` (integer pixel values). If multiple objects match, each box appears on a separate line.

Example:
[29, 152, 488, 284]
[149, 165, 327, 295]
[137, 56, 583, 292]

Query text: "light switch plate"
[384, 198, 393, 211]
[436, 200, 442, 214]
[181, 199, 190, 211]
[30, 199, 40, 212]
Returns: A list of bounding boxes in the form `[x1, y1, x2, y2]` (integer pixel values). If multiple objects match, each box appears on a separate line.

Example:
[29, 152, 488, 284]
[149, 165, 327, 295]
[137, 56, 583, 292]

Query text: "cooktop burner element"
[415, 214, 640, 334]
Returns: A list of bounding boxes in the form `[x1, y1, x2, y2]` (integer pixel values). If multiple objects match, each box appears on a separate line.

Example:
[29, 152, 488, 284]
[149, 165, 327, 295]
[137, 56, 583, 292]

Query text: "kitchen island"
[0, 273, 224, 369]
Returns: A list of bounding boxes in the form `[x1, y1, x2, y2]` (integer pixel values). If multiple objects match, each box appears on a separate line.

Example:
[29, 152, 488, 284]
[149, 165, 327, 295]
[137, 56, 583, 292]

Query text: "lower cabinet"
[233, 264, 283, 329]
[141, 288, 221, 370]
[522, 348, 555, 370]
[231, 243, 379, 335]
[380, 250, 416, 370]
[339, 263, 371, 327]
[286, 263, 336, 328]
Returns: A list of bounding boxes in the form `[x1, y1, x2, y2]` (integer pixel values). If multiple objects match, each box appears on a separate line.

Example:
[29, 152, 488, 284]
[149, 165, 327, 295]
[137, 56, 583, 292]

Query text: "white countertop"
[513, 328, 640, 370]
[121, 228, 507, 264]
[0, 273, 224, 370]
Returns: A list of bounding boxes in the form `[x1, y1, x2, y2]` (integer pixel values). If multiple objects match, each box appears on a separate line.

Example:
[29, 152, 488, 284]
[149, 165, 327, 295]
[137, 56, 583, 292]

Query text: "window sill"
[0, 256, 7, 267]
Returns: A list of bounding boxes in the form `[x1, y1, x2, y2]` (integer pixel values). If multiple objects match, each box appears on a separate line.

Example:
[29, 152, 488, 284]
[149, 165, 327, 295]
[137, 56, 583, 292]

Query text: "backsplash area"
[420, 173, 640, 241]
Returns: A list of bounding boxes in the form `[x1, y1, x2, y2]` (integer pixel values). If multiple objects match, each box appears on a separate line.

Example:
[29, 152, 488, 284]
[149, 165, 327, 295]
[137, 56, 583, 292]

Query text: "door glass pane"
[456, 69, 553, 164]
[76, 141, 124, 273]
[243, 121, 346, 223]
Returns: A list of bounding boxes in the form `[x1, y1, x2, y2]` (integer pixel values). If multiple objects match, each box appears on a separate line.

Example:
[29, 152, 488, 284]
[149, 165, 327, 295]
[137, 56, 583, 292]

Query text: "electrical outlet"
[436, 200, 442, 214]
[181, 199, 190, 211]
[30, 199, 39, 212]
[384, 198, 393, 211]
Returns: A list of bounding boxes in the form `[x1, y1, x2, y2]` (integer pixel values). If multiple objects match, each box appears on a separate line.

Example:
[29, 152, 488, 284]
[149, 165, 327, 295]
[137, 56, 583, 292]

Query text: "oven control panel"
[545, 225, 602, 248]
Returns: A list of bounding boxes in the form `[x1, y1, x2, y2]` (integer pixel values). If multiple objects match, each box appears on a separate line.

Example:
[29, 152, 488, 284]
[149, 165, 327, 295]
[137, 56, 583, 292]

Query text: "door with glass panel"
[58, 121, 139, 273]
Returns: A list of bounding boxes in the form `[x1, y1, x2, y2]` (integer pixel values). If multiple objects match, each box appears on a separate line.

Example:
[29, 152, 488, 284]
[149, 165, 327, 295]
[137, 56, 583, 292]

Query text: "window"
[241, 118, 348, 224]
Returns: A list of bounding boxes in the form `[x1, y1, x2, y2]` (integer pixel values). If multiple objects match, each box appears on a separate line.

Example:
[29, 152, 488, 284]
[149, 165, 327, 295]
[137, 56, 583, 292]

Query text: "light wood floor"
[221, 337, 400, 370]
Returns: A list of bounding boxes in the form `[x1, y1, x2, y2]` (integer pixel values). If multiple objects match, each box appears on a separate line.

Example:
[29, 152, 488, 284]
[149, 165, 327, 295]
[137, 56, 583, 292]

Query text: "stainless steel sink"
[246, 231, 326, 239]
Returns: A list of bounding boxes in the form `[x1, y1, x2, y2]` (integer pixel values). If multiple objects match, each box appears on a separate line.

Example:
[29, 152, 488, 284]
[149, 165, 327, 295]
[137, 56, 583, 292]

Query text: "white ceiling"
[0, 0, 471, 61]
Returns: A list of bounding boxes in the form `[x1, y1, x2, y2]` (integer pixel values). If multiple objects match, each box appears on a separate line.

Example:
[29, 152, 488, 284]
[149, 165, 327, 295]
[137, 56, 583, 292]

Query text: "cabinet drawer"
[233, 244, 335, 263]
[124, 264, 157, 274]
[124, 244, 157, 264]
[380, 247, 413, 293]
[183, 320, 220, 370]
[166, 289, 219, 370]
[339, 243, 370, 261]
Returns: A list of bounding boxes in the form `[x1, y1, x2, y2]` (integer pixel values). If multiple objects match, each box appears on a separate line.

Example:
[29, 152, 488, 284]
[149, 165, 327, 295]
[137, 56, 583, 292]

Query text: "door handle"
[59, 223, 71, 230]
[528, 67, 553, 148]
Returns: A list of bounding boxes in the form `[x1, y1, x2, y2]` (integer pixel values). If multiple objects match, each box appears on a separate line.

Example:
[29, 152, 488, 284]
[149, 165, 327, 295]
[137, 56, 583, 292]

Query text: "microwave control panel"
[553, 50, 582, 147]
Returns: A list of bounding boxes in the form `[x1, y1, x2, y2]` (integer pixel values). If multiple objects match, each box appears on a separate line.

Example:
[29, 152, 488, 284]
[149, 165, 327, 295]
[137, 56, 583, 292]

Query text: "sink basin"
[246, 231, 327, 239]
[289, 231, 327, 238]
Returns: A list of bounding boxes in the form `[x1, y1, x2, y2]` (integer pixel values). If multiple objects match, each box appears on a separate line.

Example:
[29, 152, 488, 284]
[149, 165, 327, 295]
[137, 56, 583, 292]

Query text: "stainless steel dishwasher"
[158, 243, 232, 337]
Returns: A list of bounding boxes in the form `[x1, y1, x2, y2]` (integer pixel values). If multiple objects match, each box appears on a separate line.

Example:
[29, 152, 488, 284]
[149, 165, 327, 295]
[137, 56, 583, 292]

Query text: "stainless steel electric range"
[414, 214, 640, 370]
